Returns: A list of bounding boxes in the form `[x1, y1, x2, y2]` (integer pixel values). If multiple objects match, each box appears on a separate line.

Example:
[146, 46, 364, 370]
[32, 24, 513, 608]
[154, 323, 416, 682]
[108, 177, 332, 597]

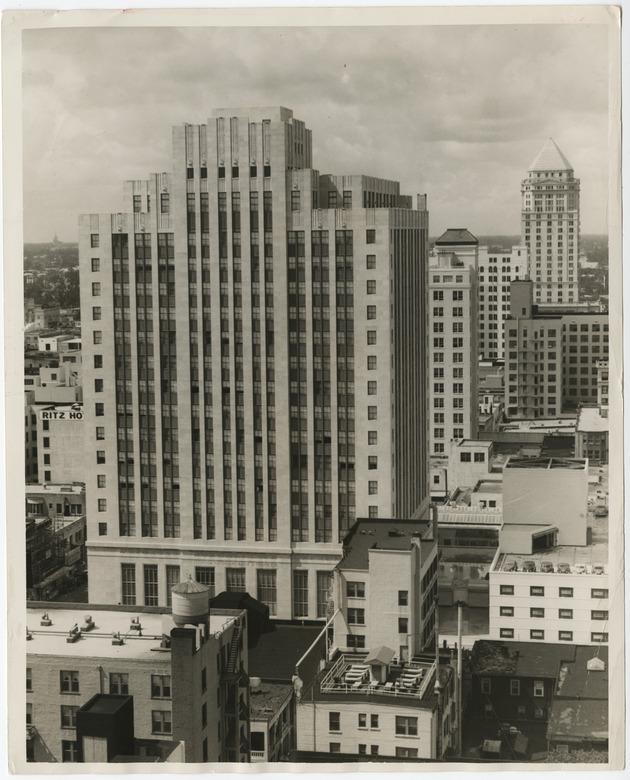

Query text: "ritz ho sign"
[39, 410, 83, 421]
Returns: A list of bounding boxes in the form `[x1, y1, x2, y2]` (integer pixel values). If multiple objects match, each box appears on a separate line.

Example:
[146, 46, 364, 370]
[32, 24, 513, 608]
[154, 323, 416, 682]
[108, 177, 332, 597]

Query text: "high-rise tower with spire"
[521, 139, 580, 304]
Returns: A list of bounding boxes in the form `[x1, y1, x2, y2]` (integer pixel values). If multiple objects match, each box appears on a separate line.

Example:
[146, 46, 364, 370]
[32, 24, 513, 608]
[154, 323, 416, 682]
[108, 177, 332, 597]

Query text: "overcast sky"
[22, 22, 611, 243]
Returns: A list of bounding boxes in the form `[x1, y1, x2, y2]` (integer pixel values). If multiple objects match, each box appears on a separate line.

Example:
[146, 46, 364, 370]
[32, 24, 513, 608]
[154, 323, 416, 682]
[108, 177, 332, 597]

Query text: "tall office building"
[428, 230, 478, 456]
[79, 107, 430, 619]
[521, 139, 580, 305]
[504, 280, 608, 418]
[477, 244, 528, 360]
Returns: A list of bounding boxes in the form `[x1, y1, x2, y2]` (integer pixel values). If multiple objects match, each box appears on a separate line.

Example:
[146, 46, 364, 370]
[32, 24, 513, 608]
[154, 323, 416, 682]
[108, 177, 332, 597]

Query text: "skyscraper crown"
[528, 138, 574, 173]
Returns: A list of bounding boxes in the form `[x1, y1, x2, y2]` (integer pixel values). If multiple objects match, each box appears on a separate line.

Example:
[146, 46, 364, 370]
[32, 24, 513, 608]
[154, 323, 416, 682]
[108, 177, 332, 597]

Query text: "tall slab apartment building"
[79, 107, 430, 619]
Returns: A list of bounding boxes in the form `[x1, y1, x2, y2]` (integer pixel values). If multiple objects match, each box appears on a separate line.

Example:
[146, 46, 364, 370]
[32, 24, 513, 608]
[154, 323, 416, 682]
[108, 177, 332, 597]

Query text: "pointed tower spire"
[528, 138, 574, 173]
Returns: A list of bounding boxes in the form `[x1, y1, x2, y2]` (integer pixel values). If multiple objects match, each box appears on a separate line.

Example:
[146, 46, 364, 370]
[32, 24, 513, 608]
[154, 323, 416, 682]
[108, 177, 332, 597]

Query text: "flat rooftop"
[472, 640, 577, 677]
[309, 652, 448, 710]
[338, 520, 434, 571]
[577, 406, 609, 433]
[494, 511, 608, 573]
[505, 456, 587, 470]
[26, 605, 237, 660]
[249, 683, 293, 721]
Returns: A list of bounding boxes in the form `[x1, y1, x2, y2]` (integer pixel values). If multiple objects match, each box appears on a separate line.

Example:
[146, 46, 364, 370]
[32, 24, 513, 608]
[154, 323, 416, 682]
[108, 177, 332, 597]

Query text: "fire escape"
[221, 617, 250, 762]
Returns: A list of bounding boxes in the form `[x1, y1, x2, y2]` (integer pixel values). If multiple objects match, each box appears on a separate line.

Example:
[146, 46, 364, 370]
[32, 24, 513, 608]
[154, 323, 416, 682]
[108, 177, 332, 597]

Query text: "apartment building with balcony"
[504, 279, 608, 418]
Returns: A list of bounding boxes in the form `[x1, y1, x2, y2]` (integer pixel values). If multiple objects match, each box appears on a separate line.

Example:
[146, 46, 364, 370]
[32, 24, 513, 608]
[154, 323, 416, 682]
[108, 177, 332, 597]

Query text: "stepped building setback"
[78, 107, 430, 618]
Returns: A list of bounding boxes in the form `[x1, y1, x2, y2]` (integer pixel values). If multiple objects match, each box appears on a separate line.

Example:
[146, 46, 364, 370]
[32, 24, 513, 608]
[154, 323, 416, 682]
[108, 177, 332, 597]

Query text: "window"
[90, 234, 99, 248]
[591, 589, 608, 599]
[367, 305, 376, 320]
[500, 606, 514, 617]
[500, 585, 514, 595]
[366, 255, 376, 269]
[329, 712, 340, 731]
[366, 280, 376, 295]
[398, 590, 408, 606]
[94, 355, 103, 369]
[398, 618, 408, 634]
[480, 678, 491, 694]
[591, 632, 609, 642]
[317, 571, 333, 618]
[530, 607, 545, 618]
[591, 610, 608, 621]
[98, 499, 107, 512]
[366, 229, 376, 244]
[226, 568, 246, 592]
[329, 743, 341, 754]
[166, 566, 180, 608]
[160, 193, 170, 214]
[533, 680, 545, 697]
[395, 716, 418, 736]
[510, 679, 520, 696]
[347, 581, 365, 598]
[93, 330, 102, 344]
[91, 258, 100, 272]
[500, 628, 514, 638]
[368, 431, 377, 445]
[530, 586, 544, 597]
[370, 714, 379, 729]
[92, 306, 101, 320]
[474, 452, 485, 463]
[60, 671, 79, 694]
[152, 710, 172, 734]
[347, 634, 365, 649]
[460, 452, 471, 462]
[144, 564, 158, 606]
[358, 713, 367, 728]
[291, 191, 300, 212]
[530, 629, 545, 640]
[195, 567, 215, 596]
[62, 740, 78, 762]
[559, 608, 573, 619]
[151, 675, 171, 699]
[96, 427, 105, 440]
[257, 569, 277, 614]
[96, 450, 106, 464]
[60, 705, 78, 728]
[343, 190, 352, 209]
[358, 744, 367, 755]
[367, 380, 377, 395]
[367, 330, 377, 345]
[92, 282, 101, 296]
[367, 356, 377, 370]
[348, 608, 365, 625]
[368, 481, 378, 495]
[26, 668, 32, 692]
[559, 587, 574, 598]
[294, 570, 308, 617]
[94, 379, 103, 393]
[396, 747, 418, 758]
[559, 631, 573, 641]
[109, 673, 129, 695]
[367, 406, 377, 421]
[327, 191, 337, 208]
[371, 745, 379, 756]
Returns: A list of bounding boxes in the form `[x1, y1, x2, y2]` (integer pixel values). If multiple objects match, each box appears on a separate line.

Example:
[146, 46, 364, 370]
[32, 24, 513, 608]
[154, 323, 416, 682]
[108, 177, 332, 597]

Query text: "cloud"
[22, 22, 612, 241]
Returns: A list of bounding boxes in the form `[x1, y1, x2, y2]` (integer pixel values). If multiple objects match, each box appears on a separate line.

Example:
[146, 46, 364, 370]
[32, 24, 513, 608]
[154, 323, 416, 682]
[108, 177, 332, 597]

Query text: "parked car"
[557, 562, 570, 574]
[522, 560, 536, 572]
[574, 564, 586, 574]
[504, 560, 517, 572]
[593, 564, 605, 575]
[594, 505, 608, 517]
[540, 561, 554, 573]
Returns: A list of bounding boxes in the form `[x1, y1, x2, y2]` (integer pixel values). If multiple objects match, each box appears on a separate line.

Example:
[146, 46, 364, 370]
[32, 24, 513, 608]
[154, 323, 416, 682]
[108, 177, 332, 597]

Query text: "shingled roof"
[435, 228, 478, 246]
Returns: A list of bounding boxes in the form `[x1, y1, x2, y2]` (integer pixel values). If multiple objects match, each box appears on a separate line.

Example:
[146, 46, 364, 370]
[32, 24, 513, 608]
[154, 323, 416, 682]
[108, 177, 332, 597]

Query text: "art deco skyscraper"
[521, 139, 580, 305]
[79, 107, 430, 619]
